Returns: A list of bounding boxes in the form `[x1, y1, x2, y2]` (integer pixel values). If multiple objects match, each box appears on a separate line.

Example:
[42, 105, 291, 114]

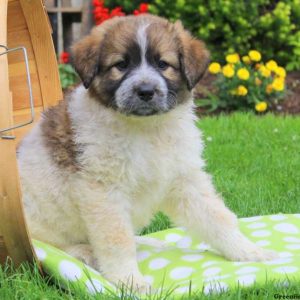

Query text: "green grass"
[1, 113, 300, 299]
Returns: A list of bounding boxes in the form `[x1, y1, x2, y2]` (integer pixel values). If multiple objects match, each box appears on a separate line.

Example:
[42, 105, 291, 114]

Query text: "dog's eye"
[158, 60, 169, 70]
[114, 60, 129, 71]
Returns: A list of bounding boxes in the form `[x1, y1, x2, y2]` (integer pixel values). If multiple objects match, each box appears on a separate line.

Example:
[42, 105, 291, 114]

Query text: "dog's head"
[71, 15, 209, 116]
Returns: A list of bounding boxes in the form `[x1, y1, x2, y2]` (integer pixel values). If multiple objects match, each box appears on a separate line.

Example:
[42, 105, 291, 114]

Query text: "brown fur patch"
[41, 100, 80, 172]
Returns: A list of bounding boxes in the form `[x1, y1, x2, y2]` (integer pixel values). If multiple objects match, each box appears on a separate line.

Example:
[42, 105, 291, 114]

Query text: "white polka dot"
[34, 247, 47, 261]
[278, 251, 294, 258]
[251, 230, 271, 237]
[59, 260, 82, 281]
[181, 254, 204, 262]
[241, 216, 262, 223]
[247, 222, 267, 229]
[273, 266, 298, 274]
[85, 279, 103, 294]
[165, 233, 182, 243]
[144, 275, 154, 285]
[176, 237, 192, 248]
[195, 242, 211, 251]
[255, 240, 270, 247]
[274, 223, 299, 234]
[203, 282, 228, 294]
[203, 267, 221, 277]
[284, 237, 300, 243]
[170, 267, 194, 280]
[202, 261, 219, 268]
[237, 274, 256, 286]
[148, 258, 170, 270]
[236, 266, 259, 275]
[270, 215, 287, 221]
[137, 251, 151, 262]
[265, 257, 293, 265]
[233, 262, 250, 266]
[286, 244, 300, 250]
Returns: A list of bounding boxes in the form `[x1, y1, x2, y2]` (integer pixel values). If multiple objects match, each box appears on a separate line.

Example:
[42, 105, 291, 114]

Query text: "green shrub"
[197, 50, 286, 112]
[58, 64, 79, 90]
[150, 0, 300, 71]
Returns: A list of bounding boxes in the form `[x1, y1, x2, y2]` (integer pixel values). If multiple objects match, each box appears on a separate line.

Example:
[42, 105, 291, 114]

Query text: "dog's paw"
[110, 272, 152, 294]
[228, 245, 279, 262]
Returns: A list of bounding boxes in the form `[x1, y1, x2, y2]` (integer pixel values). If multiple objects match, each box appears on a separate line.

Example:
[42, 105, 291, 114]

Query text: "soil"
[194, 71, 300, 115]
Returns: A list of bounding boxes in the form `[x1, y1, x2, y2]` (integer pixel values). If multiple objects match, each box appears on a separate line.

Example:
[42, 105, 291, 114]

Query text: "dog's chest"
[82, 131, 178, 190]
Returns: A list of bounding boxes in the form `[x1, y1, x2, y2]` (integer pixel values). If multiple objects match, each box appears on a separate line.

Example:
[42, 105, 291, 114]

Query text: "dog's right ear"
[71, 28, 104, 89]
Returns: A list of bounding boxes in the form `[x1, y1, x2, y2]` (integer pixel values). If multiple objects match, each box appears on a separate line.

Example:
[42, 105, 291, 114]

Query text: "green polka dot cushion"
[33, 214, 300, 296]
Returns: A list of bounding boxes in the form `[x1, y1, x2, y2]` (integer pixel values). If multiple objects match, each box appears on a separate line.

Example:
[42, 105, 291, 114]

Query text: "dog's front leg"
[164, 171, 277, 261]
[78, 189, 147, 291]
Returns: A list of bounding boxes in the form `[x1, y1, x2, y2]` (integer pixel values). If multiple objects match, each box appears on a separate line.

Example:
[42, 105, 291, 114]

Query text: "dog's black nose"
[137, 84, 155, 102]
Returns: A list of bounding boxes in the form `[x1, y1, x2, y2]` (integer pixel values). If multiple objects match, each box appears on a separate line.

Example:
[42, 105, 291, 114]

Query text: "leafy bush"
[198, 50, 286, 112]
[148, 0, 300, 71]
[58, 64, 79, 90]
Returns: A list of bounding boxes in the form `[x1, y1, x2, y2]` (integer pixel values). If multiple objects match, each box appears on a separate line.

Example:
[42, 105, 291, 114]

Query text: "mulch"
[194, 71, 300, 115]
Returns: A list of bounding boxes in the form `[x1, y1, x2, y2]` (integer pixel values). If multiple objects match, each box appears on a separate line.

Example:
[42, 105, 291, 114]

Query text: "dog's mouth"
[117, 98, 170, 117]
[128, 106, 160, 116]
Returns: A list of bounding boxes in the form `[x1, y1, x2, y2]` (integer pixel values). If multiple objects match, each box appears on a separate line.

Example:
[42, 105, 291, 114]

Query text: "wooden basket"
[0, 0, 62, 266]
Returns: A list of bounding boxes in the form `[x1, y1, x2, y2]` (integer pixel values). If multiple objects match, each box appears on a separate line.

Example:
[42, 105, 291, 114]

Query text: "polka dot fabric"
[33, 214, 300, 296]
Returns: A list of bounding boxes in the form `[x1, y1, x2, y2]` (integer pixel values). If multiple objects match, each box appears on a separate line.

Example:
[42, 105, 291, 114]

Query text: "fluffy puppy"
[18, 14, 276, 290]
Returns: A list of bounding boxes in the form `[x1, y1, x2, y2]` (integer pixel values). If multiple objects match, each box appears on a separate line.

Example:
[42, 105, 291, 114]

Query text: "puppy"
[18, 14, 276, 290]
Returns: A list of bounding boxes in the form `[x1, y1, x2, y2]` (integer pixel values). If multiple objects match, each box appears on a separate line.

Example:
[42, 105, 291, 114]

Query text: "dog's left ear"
[175, 21, 210, 90]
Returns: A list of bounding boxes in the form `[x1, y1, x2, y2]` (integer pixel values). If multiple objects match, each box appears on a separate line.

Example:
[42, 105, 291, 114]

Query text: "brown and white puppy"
[18, 14, 277, 291]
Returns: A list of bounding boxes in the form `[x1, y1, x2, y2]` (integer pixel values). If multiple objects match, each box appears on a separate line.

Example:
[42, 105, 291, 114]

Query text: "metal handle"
[0, 45, 35, 139]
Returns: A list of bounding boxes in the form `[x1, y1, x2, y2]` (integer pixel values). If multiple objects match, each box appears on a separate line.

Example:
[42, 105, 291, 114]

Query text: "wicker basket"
[0, 0, 62, 266]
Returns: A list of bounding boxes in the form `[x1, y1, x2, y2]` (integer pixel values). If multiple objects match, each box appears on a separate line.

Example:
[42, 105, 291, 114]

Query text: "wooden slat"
[9, 73, 43, 110]
[7, 0, 27, 33]
[7, 29, 35, 63]
[0, 0, 36, 266]
[47, 6, 82, 13]
[20, 0, 63, 108]
[8, 59, 37, 77]
[0, 236, 9, 265]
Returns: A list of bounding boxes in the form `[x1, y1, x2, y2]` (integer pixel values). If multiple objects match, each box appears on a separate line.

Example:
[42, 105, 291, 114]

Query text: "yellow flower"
[222, 64, 235, 78]
[226, 53, 240, 64]
[266, 60, 278, 72]
[274, 66, 286, 78]
[208, 62, 221, 74]
[259, 65, 271, 78]
[237, 68, 250, 80]
[272, 77, 285, 91]
[266, 84, 273, 94]
[255, 77, 262, 86]
[248, 50, 261, 62]
[255, 101, 268, 112]
[237, 85, 248, 96]
[242, 56, 251, 64]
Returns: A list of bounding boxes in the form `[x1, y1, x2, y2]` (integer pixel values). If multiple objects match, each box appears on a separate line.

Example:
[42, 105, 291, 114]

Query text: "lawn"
[1, 113, 300, 299]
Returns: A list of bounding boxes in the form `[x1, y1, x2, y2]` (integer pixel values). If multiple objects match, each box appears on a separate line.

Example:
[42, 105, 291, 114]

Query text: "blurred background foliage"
[105, 0, 300, 71]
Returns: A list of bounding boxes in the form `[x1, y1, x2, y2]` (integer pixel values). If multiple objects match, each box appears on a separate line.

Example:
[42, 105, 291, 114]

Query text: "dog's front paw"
[228, 244, 279, 262]
[110, 272, 151, 294]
